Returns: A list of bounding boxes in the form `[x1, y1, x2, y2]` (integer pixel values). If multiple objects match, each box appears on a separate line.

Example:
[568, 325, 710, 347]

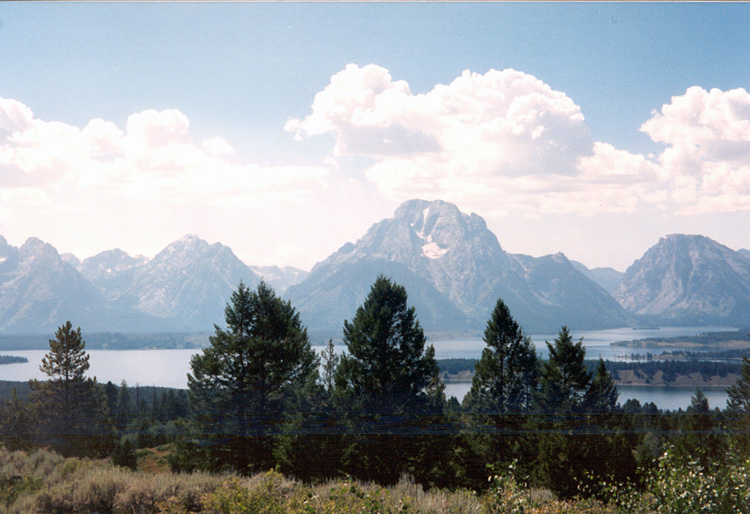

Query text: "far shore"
[441, 371, 739, 388]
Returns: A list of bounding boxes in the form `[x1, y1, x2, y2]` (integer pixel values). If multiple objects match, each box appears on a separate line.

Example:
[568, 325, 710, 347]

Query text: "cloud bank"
[288, 64, 750, 217]
[0, 98, 330, 210]
[2, 64, 750, 267]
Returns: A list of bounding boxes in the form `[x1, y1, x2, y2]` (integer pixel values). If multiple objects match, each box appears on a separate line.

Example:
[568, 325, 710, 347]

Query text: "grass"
[137, 445, 174, 474]
[0, 446, 657, 514]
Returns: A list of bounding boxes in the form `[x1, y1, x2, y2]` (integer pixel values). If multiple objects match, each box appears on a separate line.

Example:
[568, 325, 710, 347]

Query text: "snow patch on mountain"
[421, 241, 449, 259]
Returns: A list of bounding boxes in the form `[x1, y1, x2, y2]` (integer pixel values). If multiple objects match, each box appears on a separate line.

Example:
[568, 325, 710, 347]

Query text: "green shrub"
[646, 447, 750, 514]
[202, 472, 286, 514]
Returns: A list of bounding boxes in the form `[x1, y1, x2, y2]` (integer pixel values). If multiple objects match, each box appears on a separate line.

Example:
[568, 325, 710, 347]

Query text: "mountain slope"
[79, 249, 148, 299]
[288, 199, 630, 333]
[510, 253, 631, 330]
[0, 237, 107, 332]
[571, 261, 624, 296]
[109, 235, 262, 330]
[250, 265, 308, 293]
[616, 234, 750, 325]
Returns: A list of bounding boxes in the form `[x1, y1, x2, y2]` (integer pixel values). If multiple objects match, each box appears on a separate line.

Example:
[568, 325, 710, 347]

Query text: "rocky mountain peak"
[19, 237, 63, 266]
[156, 234, 210, 258]
[79, 249, 148, 281]
[288, 199, 629, 332]
[616, 233, 750, 324]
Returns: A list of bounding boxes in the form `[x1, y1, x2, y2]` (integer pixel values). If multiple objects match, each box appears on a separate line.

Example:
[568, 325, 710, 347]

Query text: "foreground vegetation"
[1, 444, 748, 514]
[2, 277, 750, 511]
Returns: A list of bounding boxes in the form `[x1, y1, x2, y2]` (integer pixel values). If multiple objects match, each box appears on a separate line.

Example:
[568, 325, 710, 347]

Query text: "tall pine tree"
[29, 322, 111, 457]
[539, 326, 590, 414]
[727, 355, 750, 452]
[335, 275, 441, 484]
[188, 281, 319, 473]
[469, 298, 538, 414]
[463, 298, 538, 484]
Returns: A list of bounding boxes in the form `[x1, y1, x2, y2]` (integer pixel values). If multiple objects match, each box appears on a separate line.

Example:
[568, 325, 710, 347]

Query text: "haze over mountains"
[2, 200, 750, 335]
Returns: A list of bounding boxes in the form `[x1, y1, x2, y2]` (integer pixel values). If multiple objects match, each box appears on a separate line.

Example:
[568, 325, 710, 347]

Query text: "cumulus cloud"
[288, 64, 641, 214]
[0, 95, 330, 207]
[288, 64, 592, 175]
[289, 65, 750, 217]
[641, 86, 750, 213]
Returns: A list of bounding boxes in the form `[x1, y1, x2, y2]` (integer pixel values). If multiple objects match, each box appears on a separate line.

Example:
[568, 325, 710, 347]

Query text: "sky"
[1, 2, 749, 272]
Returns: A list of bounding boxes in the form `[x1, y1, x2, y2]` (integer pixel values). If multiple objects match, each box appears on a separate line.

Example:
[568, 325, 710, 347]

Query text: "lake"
[0, 325, 735, 410]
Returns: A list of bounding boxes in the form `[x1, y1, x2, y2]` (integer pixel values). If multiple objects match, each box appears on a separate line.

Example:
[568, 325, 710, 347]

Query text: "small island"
[0, 355, 28, 365]
[610, 329, 750, 350]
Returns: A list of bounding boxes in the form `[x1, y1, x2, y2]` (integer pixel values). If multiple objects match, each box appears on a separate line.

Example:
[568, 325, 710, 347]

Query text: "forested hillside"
[2, 278, 750, 512]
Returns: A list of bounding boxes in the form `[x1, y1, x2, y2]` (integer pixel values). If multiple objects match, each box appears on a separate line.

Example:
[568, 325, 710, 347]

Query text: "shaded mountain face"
[571, 261, 624, 297]
[509, 253, 631, 330]
[287, 199, 630, 333]
[103, 235, 262, 331]
[79, 249, 148, 299]
[0, 237, 106, 332]
[0, 235, 262, 333]
[616, 234, 750, 326]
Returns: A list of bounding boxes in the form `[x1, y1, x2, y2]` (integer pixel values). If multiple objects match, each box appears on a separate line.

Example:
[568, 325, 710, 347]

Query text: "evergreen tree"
[188, 281, 319, 473]
[114, 380, 133, 431]
[727, 355, 750, 415]
[0, 389, 32, 450]
[336, 275, 438, 412]
[469, 298, 538, 414]
[585, 358, 619, 413]
[539, 326, 591, 414]
[29, 321, 111, 457]
[464, 298, 538, 485]
[335, 275, 441, 483]
[727, 355, 750, 452]
[675, 389, 726, 467]
[321, 339, 339, 394]
[536, 327, 593, 497]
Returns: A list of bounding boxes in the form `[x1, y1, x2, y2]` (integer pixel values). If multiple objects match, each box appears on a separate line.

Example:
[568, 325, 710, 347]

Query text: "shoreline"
[442, 371, 738, 388]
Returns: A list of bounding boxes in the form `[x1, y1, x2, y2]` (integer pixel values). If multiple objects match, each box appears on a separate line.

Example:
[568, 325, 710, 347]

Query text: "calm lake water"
[0, 326, 734, 410]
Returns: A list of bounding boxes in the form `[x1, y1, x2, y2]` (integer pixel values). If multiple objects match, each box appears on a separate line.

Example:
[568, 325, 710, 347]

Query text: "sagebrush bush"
[2, 445, 749, 514]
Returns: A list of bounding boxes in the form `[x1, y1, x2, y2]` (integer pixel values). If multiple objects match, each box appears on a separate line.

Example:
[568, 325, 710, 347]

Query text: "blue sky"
[1, 3, 749, 271]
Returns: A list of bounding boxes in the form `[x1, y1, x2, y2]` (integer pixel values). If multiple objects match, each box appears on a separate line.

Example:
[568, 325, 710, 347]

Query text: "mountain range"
[2, 199, 750, 335]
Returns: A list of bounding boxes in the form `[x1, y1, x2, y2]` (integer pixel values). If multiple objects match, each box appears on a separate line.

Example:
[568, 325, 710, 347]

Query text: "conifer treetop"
[40, 321, 90, 383]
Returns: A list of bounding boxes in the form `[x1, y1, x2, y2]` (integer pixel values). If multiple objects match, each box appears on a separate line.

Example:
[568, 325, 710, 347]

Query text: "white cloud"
[0, 188, 51, 207]
[290, 65, 750, 218]
[202, 136, 235, 156]
[0, 95, 330, 207]
[0, 97, 34, 138]
[288, 64, 592, 177]
[641, 86, 750, 213]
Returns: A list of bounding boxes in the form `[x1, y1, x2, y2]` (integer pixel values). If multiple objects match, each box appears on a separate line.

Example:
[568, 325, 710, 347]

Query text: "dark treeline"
[0, 332, 208, 351]
[636, 348, 750, 361]
[614, 329, 750, 347]
[437, 358, 742, 382]
[2, 277, 750, 501]
[0, 355, 28, 365]
[600, 359, 741, 381]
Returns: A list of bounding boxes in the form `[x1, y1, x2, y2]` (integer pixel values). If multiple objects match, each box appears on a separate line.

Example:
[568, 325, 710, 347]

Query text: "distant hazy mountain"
[79, 249, 148, 299]
[250, 265, 308, 293]
[0, 236, 106, 332]
[510, 253, 631, 330]
[107, 235, 261, 331]
[287, 199, 630, 333]
[6, 221, 749, 335]
[571, 261, 624, 296]
[616, 234, 750, 326]
[0, 235, 264, 333]
[738, 249, 750, 260]
[60, 253, 81, 268]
